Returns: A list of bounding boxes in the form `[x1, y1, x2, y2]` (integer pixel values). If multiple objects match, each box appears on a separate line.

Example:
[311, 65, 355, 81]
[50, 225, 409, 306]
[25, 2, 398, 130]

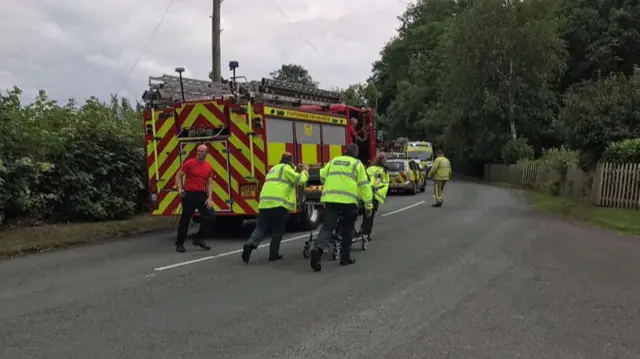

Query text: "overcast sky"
[1, 0, 410, 104]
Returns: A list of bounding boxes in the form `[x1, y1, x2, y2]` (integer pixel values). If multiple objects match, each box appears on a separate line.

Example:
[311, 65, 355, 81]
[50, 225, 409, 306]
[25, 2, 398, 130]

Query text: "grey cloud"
[1, 0, 409, 103]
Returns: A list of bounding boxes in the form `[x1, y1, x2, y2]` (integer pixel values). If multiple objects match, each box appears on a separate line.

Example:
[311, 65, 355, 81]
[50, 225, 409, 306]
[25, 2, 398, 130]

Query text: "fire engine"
[141, 63, 377, 230]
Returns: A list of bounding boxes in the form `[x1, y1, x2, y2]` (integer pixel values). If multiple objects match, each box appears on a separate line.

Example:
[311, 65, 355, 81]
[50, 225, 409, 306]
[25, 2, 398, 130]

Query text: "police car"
[386, 158, 427, 195]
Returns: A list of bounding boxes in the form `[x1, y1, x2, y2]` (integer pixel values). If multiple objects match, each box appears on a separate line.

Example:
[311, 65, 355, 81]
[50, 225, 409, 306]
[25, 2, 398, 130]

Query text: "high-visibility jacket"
[427, 156, 452, 181]
[258, 163, 309, 211]
[319, 155, 373, 209]
[366, 165, 389, 204]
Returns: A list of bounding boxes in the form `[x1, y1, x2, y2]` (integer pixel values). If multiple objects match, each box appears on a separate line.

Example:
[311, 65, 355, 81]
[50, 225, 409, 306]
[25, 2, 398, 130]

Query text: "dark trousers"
[176, 191, 215, 245]
[314, 203, 358, 261]
[361, 199, 379, 235]
[246, 207, 288, 256]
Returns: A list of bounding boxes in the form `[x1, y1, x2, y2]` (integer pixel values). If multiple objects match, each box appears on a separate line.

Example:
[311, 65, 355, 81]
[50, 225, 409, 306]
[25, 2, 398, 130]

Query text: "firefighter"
[241, 152, 309, 263]
[427, 149, 452, 207]
[310, 143, 373, 272]
[174, 144, 215, 253]
[361, 153, 389, 240]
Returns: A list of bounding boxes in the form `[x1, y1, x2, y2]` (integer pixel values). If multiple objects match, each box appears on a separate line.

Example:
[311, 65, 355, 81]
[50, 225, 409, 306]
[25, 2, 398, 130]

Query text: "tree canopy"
[270, 64, 319, 87]
[369, 0, 640, 173]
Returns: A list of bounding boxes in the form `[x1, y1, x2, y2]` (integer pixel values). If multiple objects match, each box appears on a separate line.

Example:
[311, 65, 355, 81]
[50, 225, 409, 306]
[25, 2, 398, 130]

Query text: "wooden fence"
[484, 162, 640, 209]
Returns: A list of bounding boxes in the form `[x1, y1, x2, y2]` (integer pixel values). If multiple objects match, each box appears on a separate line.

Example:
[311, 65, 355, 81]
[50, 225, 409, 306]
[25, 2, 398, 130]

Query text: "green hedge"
[0, 88, 147, 225]
[601, 138, 640, 163]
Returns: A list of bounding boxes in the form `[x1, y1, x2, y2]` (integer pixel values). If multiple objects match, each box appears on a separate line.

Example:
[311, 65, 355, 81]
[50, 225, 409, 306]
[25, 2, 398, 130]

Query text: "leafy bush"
[0, 88, 146, 225]
[601, 138, 640, 163]
[502, 137, 535, 164]
[519, 147, 579, 195]
[555, 74, 640, 169]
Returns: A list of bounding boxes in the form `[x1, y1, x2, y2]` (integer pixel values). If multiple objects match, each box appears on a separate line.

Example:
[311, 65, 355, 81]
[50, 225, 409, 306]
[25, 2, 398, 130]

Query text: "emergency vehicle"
[388, 138, 434, 171]
[141, 64, 377, 230]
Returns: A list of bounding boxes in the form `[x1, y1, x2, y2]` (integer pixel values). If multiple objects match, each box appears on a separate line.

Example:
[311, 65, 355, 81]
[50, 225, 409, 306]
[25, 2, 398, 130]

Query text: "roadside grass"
[527, 191, 640, 236]
[0, 215, 174, 259]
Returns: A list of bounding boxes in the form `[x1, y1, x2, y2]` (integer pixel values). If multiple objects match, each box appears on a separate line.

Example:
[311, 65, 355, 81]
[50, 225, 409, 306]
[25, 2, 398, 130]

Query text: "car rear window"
[386, 161, 405, 171]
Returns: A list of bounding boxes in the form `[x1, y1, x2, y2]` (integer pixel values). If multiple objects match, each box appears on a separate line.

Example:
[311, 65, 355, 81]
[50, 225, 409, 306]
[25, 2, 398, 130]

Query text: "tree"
[342, 83, 379, 108]
[555, 73, 640, 168]
[269, 64, 318, 87]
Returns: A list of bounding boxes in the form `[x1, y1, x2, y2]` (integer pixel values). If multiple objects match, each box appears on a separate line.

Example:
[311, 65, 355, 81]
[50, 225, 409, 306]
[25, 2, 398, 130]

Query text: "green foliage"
[0, 87, 145, 225]
[368, 0, 640, 175]
[555, 73, 640, 168]
[520, 147, 579, 195]
[502, 138, 535, 165]
[270, 64, 318, 87]
[601, 139, 640, 163]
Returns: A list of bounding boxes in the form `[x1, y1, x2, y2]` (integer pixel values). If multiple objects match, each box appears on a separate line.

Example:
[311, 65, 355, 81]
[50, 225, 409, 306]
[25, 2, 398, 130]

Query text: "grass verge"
[527, 191, 640, 236]
[0, 215, 174, 259]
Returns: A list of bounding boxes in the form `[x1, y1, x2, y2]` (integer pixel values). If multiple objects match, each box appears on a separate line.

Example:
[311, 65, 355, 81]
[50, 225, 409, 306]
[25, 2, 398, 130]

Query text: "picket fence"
[484, 162, 640, 209]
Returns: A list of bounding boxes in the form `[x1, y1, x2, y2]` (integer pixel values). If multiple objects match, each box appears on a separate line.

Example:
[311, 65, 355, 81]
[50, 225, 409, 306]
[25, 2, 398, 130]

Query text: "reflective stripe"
[321, 190, 359, 201]
[295, 173, 302, 186]
[325, 171, 357, 180]
[264, 164, 293, 186]
[258, 195, 295, 208]
[374, 192, 384, 202]
[358, 180, 369, 187]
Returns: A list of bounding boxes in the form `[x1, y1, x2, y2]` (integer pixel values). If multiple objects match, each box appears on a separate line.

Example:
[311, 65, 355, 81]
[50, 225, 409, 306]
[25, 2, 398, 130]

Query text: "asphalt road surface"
[1, 180, 639, 359]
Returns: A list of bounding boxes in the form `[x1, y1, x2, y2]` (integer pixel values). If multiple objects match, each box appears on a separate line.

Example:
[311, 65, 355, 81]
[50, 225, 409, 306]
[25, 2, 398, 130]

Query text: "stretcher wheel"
[332, 246, 339, 260]
[302, 246, 310, 258]
[361, 237, 368, 251]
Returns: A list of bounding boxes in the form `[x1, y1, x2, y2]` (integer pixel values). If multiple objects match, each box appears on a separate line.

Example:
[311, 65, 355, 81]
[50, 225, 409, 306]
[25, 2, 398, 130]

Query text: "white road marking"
[151, 200, 424, 272]
[381, 201, 425, 216]
[153, 232, 317, 271]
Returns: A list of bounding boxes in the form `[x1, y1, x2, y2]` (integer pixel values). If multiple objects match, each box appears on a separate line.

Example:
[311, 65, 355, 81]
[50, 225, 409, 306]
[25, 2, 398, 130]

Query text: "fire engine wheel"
[293, 202, 322, 230]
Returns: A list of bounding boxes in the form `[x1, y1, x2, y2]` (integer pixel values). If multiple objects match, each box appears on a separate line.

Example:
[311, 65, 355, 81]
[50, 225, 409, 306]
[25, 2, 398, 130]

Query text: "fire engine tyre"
[293, 202, 322, 230]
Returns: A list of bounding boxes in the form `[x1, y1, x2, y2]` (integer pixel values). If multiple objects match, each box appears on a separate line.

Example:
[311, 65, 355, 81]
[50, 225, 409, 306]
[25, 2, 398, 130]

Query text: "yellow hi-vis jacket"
[258, 163, 309, 211]
[319, 155, 373, 209]
[427, 156, 452, 181]
[366, 165, 389, 204]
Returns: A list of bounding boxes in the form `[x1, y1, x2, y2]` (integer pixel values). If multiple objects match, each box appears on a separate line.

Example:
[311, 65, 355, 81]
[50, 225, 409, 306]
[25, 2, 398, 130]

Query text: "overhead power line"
[267, 0, 343, 75]
[115, 0, 177, 94]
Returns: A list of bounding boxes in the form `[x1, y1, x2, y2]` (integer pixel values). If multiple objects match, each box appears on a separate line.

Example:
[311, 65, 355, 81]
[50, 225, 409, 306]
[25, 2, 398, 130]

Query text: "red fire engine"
[141, 63, 377, 231]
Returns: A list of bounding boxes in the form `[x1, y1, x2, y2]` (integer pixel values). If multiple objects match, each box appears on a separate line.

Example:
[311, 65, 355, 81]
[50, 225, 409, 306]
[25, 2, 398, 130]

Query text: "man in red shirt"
[174, 144, 215, 253]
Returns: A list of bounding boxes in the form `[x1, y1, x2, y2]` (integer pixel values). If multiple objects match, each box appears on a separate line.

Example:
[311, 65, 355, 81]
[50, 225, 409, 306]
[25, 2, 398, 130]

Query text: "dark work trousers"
[360, 199, 379, 236]
[176, 191, 215, 245]
[246, 207, 288, 256]
[314, 203, 358, 261]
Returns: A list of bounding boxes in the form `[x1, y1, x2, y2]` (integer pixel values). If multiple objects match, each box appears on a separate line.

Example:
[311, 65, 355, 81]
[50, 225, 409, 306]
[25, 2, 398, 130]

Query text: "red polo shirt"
[181, 158, 213, 192]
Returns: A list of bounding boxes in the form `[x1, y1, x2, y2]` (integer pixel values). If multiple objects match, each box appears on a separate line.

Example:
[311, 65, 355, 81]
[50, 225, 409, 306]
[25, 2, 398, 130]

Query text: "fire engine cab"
[141, 63, 377, 231]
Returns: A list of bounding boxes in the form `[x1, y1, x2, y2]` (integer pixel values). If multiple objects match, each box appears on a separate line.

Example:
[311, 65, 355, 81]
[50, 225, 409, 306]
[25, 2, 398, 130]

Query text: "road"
[0, 180, 639, 359]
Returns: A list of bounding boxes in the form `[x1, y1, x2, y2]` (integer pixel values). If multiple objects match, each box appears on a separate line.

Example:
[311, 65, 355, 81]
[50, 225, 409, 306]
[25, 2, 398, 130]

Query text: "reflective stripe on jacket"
[319, 155, 373, 209]
[258, 163, 309, 211]
[427, 156, 452, 181]
[366, 165, 389, 204]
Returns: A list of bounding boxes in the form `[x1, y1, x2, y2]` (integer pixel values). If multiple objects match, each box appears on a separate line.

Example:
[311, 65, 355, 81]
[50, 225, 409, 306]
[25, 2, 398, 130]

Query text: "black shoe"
[339, 258, 356, 266]
[310, 248, 322, 272]
[176, 244, 186, 253]
[432, 203, 442, 207]
[268, 254, 283, 261]
[241, 244, 255, 264]
[193, 240, 211, 250]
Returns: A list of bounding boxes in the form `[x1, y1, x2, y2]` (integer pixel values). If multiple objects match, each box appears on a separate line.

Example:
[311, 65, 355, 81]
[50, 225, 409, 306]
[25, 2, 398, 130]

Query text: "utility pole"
[211, 0, 222, 82]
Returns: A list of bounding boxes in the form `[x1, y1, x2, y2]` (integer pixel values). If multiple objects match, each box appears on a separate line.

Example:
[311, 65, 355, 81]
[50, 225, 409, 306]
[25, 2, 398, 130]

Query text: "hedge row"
[0, 88, 148, 225]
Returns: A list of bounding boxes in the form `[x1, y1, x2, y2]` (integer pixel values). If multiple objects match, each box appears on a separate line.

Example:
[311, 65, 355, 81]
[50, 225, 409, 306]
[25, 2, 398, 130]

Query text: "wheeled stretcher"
[302, 202, 368, 260]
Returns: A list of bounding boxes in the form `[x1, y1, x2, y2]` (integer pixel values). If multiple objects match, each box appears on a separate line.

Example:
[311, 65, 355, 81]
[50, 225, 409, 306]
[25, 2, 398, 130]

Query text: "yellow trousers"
[433, 180, 447, 204]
